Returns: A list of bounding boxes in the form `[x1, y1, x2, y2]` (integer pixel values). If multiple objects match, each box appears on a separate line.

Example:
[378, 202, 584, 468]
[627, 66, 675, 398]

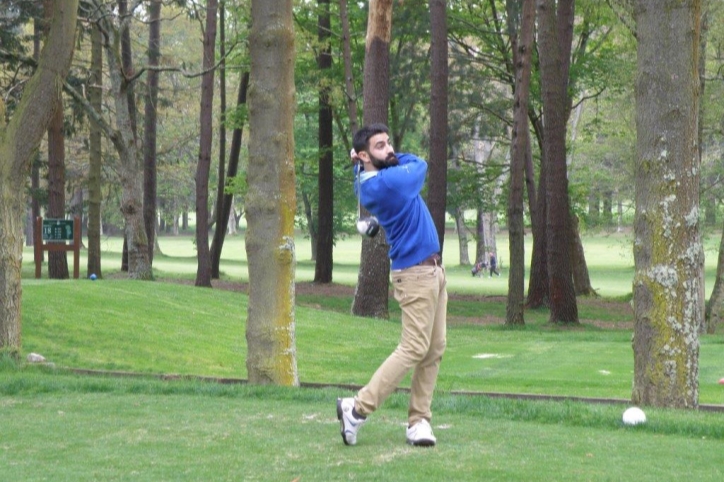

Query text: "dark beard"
[370, 152, 399, 170]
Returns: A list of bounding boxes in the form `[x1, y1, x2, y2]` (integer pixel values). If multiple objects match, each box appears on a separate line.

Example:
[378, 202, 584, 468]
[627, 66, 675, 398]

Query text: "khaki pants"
[356, 264, 447, 426]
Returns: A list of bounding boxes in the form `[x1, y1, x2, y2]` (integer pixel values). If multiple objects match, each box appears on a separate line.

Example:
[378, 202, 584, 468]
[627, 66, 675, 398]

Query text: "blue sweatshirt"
[356, 153, 440, 270]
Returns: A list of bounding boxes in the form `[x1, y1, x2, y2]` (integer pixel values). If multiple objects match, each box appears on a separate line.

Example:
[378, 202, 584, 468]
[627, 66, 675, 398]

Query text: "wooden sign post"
[34, 217, 81, 279]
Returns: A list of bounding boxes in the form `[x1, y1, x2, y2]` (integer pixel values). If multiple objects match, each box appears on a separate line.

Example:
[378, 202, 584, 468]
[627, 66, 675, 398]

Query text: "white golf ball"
[356, 219, 369, 235]
[622, 406, 646, 426]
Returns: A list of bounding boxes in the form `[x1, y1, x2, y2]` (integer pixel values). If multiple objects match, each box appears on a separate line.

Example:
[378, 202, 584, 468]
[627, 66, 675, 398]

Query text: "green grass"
[17, 279, 724, 403]
[7, 231, 724, 480]
[2, 369, 724, 481]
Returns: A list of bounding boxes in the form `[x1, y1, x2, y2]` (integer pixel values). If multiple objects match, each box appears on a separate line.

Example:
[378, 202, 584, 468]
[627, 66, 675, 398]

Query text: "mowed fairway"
[2, 373, 723, 481]
[5, 231, 724, 480]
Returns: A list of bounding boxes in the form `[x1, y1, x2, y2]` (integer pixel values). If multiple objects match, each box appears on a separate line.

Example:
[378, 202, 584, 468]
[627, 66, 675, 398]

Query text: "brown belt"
[417, 254, 441, 266]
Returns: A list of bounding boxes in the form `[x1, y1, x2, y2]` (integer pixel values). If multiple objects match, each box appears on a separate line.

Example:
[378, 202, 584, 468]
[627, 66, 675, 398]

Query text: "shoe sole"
[336, 398, 352, 446]
[406, 438, 436, 447]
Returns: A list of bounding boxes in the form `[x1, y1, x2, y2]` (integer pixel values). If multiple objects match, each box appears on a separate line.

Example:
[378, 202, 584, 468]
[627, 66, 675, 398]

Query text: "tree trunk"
[87, 18, 103, 279]
[454, 207, 470, 266]
[303, 191, 318, 260]
[314, 0, 334, 283]
[705, 223, 724, 334]
[143, 0, 162, 266]
[570, 214, 596, 296]
[632, 0, 702, 408]
[44, 0, 69, 280]
[210, 71, 250, 277]
[537, 0, 578, 324]
[0, 0, 79, 354]
[46, 85, 69, 279]
[352, 0, 394, 319]
[211, 0, 226, 280]
[119, 0, 139, 279]
[105, 6, 151, 280]
[427, 0, 448, 258]
[118, 0, 138, 140]
[245, 0, 299, 386]
[195, 0, 218, 288]
[29, 21, 42, 252]
[475, 209, 486, 264]
[526, 145, 549, 308]
[506, 0, 535, 326]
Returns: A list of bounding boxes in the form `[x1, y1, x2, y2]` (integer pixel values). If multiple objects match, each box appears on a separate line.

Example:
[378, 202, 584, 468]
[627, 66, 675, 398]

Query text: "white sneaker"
[406, 419, 436, 447]
[337, 398, 365, 446]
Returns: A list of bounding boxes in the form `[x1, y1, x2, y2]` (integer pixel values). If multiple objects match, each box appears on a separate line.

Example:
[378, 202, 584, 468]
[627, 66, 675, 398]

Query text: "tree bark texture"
[29, 20, 42, 250]
[352, 0, 394, 319]
[118, 0, 138, 141]
[245, 0, 299, 386]
[570, 214, 596, 296]
[44, 0, 69, 279]
[314, 0, 334, 283]
[454, 207, 470, 266]
[211, 0, 227, 279]
[46, 85, 69, 279]
[0, 0, 79, 354]
[506, 0, 535, 326]
[195, 0, 218, 288]
[632, 0, 702, 408]
[143, 0, 162, 265]
[427, 0, 448, 258]
[87, 20, 103, 279]
[526, 145, 548, 308]
[536, 0, 578, 324]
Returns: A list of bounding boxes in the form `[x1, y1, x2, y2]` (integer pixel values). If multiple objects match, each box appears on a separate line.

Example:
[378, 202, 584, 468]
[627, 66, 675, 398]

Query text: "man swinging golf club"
[337, 123, 448, 447]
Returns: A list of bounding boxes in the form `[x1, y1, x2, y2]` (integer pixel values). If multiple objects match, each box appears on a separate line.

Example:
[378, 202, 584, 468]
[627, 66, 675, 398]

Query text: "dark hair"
[353, 123, 389, 154]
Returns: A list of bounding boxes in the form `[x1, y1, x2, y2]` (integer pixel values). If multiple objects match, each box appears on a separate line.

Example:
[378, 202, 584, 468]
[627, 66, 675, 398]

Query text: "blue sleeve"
[382, 153, 427, 198]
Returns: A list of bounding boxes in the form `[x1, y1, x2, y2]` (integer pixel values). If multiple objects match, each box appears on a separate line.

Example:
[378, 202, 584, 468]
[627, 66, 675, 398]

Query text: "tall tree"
[314, 0, 334, 283]
[143, 0, 162, 265]
[245, 0, 299, 385]
[210, 71, 250, 278]
[29, 20, 42, 254]
[426, 0, 448, 257]
[631, 0, 703, 408]
[0, 0, 79, 354]
[72, 0, 152, 280]
[44, 0, 69, 280]
[351, 0, 394, 319]
[506, 0, 536, 326]
[195, 0, 218, 287]
[87, 15, 103, 279]
[536, 0, 578, 324]
[118, 0, 138, 273]
[211, 0, 227, 280]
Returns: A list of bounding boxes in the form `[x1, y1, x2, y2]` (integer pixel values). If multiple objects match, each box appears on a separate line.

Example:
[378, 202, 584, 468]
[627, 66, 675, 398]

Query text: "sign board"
[35, 217, 81, 279]
[42, 219, 74, 241]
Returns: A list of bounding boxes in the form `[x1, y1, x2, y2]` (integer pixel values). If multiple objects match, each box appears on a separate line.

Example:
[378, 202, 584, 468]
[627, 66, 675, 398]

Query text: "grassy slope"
[18, 279, 724, 404]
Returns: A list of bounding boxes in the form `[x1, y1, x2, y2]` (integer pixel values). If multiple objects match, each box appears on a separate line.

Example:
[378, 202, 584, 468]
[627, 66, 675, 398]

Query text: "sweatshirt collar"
[360, 170, 379, 183]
